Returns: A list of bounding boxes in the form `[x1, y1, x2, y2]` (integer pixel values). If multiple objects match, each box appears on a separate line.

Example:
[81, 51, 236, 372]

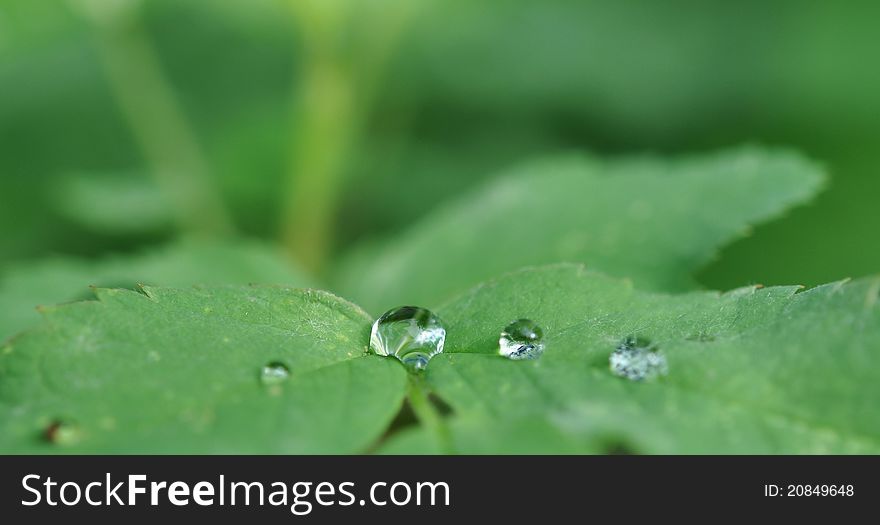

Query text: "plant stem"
[281, 48, 356, 271]
[84, 4, 234, 236]
[407, 374, 454, 454]
[281, 1, 420, 271]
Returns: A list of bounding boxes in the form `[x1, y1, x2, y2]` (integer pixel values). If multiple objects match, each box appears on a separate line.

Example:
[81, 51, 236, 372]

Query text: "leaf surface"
[382, 265, 880, 454]
[0, 239, 311, 340]
[335, 148, 824, 313]
[0, 285, 406, 453]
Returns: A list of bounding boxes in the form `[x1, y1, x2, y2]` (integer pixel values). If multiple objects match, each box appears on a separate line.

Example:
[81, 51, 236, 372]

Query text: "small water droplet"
[609, 336, 667, 381]
[44, 419, 82, 446]
[370, 306, 446, 371]
[499, 318, 545, 360]
[260, 362, 290, 385]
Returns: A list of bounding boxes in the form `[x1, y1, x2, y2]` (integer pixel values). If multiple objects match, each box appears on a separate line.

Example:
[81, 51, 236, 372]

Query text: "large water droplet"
[370, 306, 446, 371]
[44, 419, 82, 446]
[609, 336, 668, 381]
[260, 361, 290, 385]
[499, 318, 545, 360]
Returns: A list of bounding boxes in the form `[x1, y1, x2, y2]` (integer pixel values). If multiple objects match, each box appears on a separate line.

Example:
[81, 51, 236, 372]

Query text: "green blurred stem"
[90, 11, 234, 236]
[281, 50, 356, 271]
[282, 2, 419, 271]
[407, 374, 453, 454]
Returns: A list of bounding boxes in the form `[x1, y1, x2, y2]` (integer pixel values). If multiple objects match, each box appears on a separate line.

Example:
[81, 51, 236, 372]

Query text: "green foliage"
[0, 285, 405, 453]
[0, 140, 866, 454]
[51, 172, 173, 235]
[4, 264, 878, 453]
[384, 266, 880, 454]
[2, 0, 879, 282]
[335, 148, 823, 312]
[0, 240, 310, 340]
[0, 0, 878, 454]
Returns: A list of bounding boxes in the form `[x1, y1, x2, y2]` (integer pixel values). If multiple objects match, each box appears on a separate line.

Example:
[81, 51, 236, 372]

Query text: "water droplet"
[44, 419, 82, 446]
[499, 318, 545, 360]
[370, 306, 446, 371]
[260, 361, 290, 385]
[609, 336, 668, 381]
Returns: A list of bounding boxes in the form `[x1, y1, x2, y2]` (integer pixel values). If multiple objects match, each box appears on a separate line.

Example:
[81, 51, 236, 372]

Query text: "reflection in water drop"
[499, 318, 545, 360]
[370, 306, 446, 371]
[260, 361, 291, 386]
[609, 336, 667, 381]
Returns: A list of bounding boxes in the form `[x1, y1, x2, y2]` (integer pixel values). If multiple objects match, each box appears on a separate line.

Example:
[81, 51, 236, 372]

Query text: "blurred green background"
[1, 0, 878, 292]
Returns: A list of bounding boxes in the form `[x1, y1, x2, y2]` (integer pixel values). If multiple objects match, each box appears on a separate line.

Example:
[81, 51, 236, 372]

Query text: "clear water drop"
[370, 306, 446, 371]
[44, 419, 82, 446]
[609, 336, 668, 381]
[260, 361, 290, 385]
[499, 318, 545, 360]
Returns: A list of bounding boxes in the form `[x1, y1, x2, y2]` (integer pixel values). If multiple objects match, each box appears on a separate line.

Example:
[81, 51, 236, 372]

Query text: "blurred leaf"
[0, 239, 311, 340]
[0, 3, 138, 262]
[382, 265, 880, 453]
[51, 171, 174, 235]
[391, 0, 745, 141]
[371, 0, 880, 288]
[0, 286, 405, 453]
[389, 0, 880, 146]
[335, 147, 824, 313]
[0, 0, 297, 260]
[3, 0, 879, 287]
[338, 123, 560, 246]
[209, 106, 288, 236]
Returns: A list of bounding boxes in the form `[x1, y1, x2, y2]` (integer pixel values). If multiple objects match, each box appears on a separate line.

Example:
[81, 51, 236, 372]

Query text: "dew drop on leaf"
[609, 336, 668, 381]
[370, 306, 446, 371]
[44, 419, 82, 446]
[260, 361, 290, 386]
[499, 318, 545, 360]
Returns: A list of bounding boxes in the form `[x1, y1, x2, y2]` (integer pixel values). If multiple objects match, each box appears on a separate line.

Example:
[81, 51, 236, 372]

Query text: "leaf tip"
[134, 283, 158, 301]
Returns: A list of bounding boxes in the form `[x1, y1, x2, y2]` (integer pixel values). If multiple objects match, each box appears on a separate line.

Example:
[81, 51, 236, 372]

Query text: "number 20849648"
[764, 484, 854, 497]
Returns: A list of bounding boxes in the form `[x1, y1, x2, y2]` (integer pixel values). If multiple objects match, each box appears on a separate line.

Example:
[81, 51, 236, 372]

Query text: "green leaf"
[381, 265, 880, 454]
[334, 147, 824, 313]
[5, 263, 878, 454]
[0, 239, 312, 340]
[50, 172, 174, 235]
[380, 415, 595, 455]
[0, 285, 406, 453]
